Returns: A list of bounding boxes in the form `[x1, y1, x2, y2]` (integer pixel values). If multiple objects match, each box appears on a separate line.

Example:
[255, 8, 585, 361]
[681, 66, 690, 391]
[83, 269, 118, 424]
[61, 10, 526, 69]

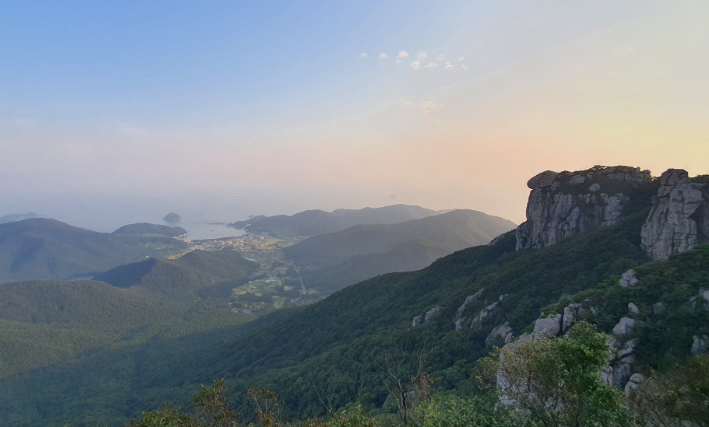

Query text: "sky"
[1, 0, 708, 229]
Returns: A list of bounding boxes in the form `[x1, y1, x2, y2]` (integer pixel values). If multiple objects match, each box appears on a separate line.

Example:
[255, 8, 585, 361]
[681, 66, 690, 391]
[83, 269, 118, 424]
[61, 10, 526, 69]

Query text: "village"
[182, 232, 321, 315]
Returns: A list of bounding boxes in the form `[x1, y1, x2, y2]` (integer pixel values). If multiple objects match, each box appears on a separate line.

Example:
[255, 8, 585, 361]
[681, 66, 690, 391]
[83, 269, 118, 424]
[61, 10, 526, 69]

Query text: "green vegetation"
[1, 207, 707, 426]
[0, 218, 187, 284]
[0, 249, 259, 379]
[125, 329, 709, 427]
[496, 322, 631, 426]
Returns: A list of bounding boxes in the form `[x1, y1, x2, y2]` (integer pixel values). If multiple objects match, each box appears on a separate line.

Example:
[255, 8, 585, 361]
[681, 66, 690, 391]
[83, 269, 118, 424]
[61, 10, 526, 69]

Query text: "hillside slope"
[286, 209, 515, 266]
[95, 249, 258, 296]
[229, 204, 439, 236]
[0, 249, 258, 380]
[0, 210, 666, 426]
[0, 218, 187, 283]
[2, 166, 708, 427]
[287, 209, 516, 292]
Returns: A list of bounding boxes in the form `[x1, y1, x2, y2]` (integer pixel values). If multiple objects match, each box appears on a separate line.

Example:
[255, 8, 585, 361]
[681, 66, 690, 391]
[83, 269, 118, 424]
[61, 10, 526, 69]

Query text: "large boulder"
[624, 374, 643, 396]
[486, 322, 514, 346]
[612, 317, 636, 337]
[619, 269, 639, 288]
[533, 314, 562, 339]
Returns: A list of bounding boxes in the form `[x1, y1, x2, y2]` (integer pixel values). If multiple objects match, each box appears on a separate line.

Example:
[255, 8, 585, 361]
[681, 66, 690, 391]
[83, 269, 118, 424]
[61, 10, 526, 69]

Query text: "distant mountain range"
[0, 218, 187, 284]
[286, 209, 517, 292]
[229, 204, 440, 236]
[113, 222, 187, 237]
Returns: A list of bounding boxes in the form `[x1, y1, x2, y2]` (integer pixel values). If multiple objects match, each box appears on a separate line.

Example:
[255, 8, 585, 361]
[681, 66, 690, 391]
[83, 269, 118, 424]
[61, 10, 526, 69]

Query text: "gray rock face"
[424, 306, 442, 323]
[613, 361, 633, 387]
[486, 322, 514, 346]
[628, 303, 639, 314]
[413, 306, 442, 327]
[470, 302, 501, 329]
[516, 166, 652, 251]
[690, 288, 709, 310]
[613, 317, 636, 337]
[412, 315, 423, 327]
[562, 303, 582, 335]
[624, 374, 643, 396]
[619, 269, 639, 287]
[641, 169, 709, 260]
[533, 314, 562, 338]
[454, 289, 484, 331]
[692, 335, 708, 355]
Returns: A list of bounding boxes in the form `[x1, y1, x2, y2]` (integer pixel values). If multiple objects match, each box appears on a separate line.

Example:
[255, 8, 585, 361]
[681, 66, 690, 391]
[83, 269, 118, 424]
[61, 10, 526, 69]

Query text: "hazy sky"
[1, 1, 708, 227]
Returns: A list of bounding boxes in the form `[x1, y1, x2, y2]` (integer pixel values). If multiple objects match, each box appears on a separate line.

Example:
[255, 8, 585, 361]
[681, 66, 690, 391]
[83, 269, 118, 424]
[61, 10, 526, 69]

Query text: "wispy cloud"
[360, 52, 368, 58]
[416, 51, 428, 60]
[410, 60, 421, 69]
[396, 51, 409, 65]
[422, 62, 438, 69]
[436, 54, 446, 62]
[457, 56, 465, 61]
[462, 65, 469, 71]
[379, 52, 388, 59]
[445, 62, 453, 70]
[399, 99, 442, 120]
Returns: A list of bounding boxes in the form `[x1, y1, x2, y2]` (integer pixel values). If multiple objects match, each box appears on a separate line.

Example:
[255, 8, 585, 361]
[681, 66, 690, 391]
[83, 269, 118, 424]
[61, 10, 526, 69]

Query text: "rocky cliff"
[515, 166, 654, 251]
[641, 169, 709, 260]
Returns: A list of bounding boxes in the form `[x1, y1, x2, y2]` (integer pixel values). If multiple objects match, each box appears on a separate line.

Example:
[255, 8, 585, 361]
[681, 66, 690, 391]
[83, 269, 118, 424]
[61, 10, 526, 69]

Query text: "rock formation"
[516, 166, 652, 251]
[641, 169, 709, 260]
[486, 322, 514, 346]
[412, 306, 442, 327]
[619, 269, 638, 287]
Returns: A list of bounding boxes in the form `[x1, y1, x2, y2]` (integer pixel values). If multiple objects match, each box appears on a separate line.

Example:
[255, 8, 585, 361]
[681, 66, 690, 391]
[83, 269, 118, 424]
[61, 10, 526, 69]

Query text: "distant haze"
[2, 1, 708, 227]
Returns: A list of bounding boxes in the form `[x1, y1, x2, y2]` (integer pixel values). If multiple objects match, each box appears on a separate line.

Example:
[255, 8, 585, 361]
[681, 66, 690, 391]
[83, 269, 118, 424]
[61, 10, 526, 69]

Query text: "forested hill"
[0, 249, 258, 381]
[228, 204, 440, 236]
[287, 209, 516, 293]
[112, 222, 187, 237]
[0, 218, 187, 284]
[7, 209, 701, 426]
[95, 249, 258, 296]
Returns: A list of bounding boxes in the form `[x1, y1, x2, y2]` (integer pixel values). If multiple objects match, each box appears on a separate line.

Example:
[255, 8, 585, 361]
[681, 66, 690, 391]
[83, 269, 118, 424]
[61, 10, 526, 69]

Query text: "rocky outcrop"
[412, 306, 442, 327]
[628, 303, 639, 314]
[624, 373, 643, 396]
[692, 335, 708, 355]
[612, 317, 636, 337]
[486, 322, 514, 346]
[619, 269, 639, 287]
[641, 169, 709, 260]
[424, 306, 442, 323]
[516, 166, 652, 251]
[689, 288, 709, 310]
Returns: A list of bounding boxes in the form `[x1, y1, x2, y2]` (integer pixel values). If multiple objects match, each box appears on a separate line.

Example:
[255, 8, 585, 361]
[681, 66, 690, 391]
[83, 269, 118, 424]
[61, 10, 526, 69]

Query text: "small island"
[113, 223, 187, 237]
[163, 212, 182, 223]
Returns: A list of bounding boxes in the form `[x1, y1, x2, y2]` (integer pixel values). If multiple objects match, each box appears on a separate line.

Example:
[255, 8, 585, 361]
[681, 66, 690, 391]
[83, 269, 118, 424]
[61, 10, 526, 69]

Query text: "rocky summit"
[514, 165, 709, 259]
[515, 166, 653, 251]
